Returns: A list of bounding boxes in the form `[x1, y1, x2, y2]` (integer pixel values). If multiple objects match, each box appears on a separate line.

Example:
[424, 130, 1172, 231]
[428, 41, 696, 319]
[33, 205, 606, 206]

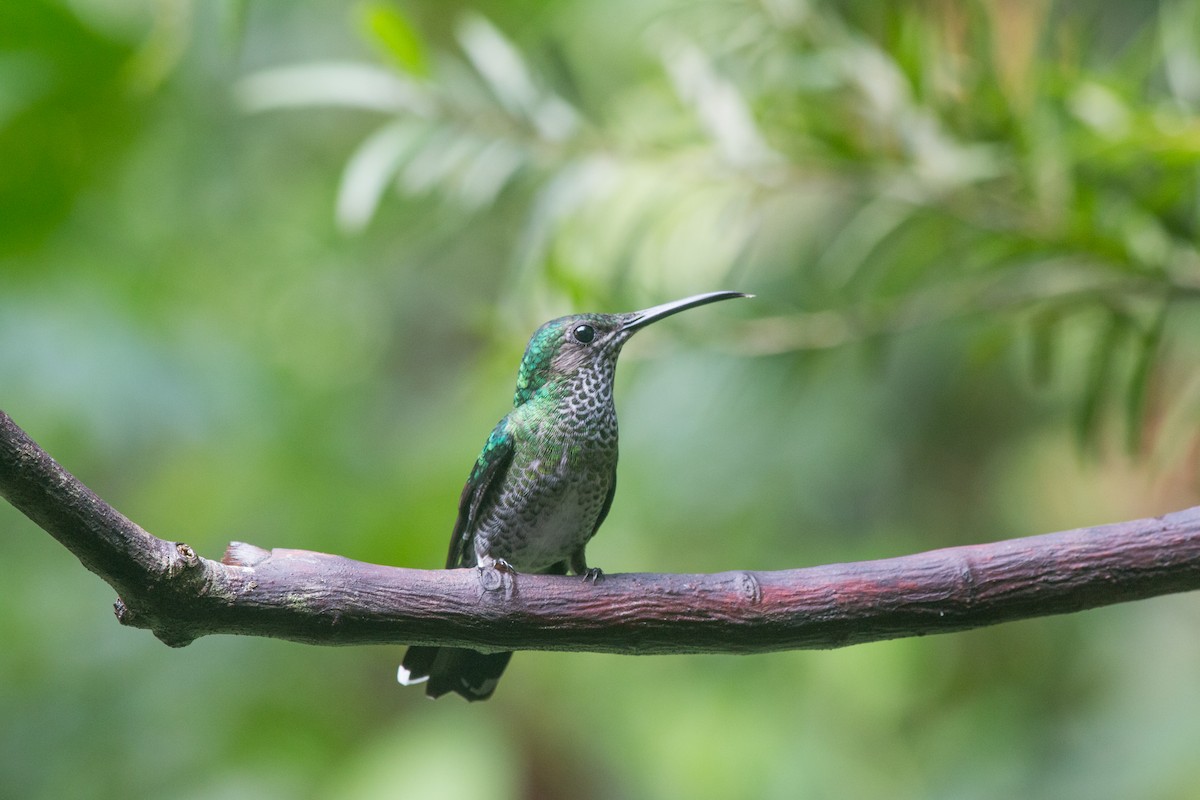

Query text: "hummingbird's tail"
[398, 646, 513, 701]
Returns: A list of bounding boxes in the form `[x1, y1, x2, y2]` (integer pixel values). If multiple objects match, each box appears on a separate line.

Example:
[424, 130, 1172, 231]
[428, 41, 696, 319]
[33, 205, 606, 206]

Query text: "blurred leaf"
[1076, 311, 1129, 448]
[236, 62, 434, 114]
[1124, 300, 1168, 454]
[1160, 0, 1200, 104]
[337, 120, 419, 233]
[455, 137, 528, 208]
[658, 33, 779, 168]
[1027, 306, 1063, 388]
[455, 12, 578, 141]
[399, 127, 480, 193]
[815, 197, 916, 294]
[357, 1, 429, 77]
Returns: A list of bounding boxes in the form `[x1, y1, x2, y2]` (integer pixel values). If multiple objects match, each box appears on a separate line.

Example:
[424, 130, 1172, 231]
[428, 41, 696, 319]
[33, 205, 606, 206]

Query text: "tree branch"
[3, 409, 1199, 654]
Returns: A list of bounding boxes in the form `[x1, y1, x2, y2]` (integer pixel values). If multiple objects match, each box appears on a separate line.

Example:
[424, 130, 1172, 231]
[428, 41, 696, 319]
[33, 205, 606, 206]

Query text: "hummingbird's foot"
[582, 567, 605, 584]
[476, 557, 518, 593]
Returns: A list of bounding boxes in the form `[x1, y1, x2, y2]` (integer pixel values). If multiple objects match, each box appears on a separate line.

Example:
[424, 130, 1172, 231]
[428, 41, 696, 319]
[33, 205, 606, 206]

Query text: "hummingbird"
[397, 291, 750, 700]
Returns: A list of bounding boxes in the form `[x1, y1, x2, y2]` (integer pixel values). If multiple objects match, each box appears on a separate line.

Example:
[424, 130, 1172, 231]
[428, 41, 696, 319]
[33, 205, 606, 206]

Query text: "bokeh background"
[4, 1, 1200, 798]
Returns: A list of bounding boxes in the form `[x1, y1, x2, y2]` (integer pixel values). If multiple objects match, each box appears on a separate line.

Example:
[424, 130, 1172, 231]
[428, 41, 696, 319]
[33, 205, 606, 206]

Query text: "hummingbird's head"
[512, 291, 751, 406]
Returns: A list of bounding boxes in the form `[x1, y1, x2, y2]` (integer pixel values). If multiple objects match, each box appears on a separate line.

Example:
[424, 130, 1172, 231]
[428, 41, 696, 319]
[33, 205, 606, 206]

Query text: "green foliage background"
[3, 1, 1200, 798]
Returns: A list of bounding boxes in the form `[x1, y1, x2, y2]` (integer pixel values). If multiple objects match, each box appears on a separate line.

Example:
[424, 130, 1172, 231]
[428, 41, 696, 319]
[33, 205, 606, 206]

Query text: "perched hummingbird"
[397, 291, 750, 700]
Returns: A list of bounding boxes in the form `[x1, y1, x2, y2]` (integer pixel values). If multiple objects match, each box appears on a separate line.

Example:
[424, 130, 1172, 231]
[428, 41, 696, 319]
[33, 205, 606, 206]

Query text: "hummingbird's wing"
[445, 417, 513, 569]
[401, 417, 515, 701]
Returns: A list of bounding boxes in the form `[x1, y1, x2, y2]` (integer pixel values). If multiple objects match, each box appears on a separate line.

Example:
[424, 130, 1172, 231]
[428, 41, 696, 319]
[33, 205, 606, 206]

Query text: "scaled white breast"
[511, 481, 595, 571]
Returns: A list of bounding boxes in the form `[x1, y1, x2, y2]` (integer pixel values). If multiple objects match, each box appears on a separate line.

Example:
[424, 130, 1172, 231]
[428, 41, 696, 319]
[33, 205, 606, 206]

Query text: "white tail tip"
[397, 664, 429, 686]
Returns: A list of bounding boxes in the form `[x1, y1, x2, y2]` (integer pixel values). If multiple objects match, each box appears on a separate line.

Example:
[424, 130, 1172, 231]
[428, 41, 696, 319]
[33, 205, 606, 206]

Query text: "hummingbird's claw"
[582, 567, 605, 584]
[477, 558, 518, 593]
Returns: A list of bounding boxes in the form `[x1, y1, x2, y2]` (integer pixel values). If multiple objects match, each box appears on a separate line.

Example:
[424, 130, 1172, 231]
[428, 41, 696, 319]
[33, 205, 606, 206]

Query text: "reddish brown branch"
[3, 409, 1199, 653]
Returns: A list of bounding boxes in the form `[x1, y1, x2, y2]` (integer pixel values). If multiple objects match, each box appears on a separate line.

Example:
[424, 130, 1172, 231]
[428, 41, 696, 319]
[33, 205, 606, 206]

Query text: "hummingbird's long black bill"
[621, 291, 752, 331]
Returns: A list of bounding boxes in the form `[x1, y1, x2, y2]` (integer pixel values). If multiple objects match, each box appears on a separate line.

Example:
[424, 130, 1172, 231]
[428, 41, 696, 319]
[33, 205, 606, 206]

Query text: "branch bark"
[3, 409, 1199, 654]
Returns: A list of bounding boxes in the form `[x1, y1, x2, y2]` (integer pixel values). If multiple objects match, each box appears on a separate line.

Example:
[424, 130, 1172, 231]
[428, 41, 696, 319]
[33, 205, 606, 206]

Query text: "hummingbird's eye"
[572, 324, 595, 344]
